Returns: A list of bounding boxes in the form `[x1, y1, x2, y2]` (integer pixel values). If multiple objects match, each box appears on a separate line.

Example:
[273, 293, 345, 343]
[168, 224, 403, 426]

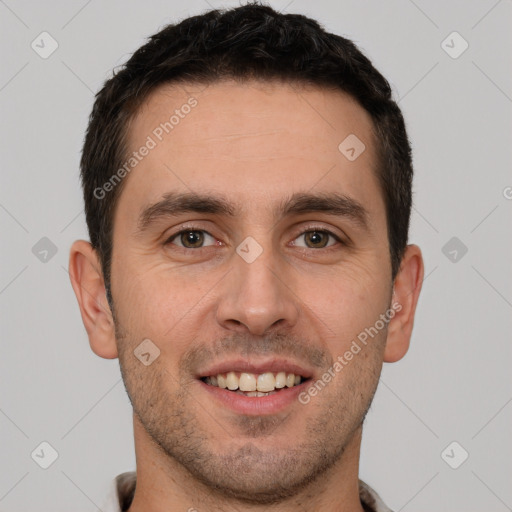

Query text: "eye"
[166, 229, 217, 249]
[292, 229, 341, 249]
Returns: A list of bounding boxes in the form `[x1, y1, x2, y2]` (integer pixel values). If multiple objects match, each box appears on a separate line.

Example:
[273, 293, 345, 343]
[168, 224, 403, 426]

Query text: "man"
[69, 3, 424, 511]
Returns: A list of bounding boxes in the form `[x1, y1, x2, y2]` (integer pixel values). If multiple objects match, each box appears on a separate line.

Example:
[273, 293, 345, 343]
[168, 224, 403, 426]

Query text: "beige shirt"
[101, 471, 394, 512]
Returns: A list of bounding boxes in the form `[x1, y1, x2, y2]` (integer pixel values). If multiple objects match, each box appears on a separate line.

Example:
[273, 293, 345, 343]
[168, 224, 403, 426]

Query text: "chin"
[181, 441, 338, 505]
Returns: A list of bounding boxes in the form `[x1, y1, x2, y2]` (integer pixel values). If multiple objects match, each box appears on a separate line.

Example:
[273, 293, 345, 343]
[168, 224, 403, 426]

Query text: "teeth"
[204, 371, 304, 392]
[235, 390, 277, 397]
[217, 374, 227, 389]
[239, 372, 257, 392]
[257, 372, 275, 392]
[275, 371, 286, 388]
[226, 371, 239, 390]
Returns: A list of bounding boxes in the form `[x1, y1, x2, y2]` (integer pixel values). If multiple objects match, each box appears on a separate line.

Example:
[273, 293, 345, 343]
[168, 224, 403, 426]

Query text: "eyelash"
[164, 226, 346, 250]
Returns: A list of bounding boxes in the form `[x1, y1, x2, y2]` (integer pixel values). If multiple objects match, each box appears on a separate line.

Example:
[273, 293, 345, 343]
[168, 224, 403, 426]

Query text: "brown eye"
[181, 231, 204, 248]
[305, 231, 329, 248]
[293, 230, 339, 249]
[167, 230, 216, 248]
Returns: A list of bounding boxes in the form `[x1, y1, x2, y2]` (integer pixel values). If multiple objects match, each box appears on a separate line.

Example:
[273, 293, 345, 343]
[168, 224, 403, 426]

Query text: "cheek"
[113, 258, 218, 347]
[302, 264, 389, 343]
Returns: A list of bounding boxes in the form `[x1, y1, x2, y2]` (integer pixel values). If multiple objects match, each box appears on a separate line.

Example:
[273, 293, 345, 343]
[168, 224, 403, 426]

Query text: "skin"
[69, 80, 424, 512]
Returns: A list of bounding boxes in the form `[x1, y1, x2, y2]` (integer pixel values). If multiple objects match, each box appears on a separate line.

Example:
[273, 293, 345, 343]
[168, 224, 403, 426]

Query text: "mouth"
[196, 360, 313, 415]
[201, 371, 307, 397]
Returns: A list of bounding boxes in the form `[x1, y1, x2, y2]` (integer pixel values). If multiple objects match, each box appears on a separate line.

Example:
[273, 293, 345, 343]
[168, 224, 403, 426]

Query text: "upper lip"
[196, 358, 314, 379]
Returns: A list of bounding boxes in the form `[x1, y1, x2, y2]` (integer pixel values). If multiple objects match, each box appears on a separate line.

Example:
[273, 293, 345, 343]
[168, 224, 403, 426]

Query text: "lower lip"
[198, 380, 308, 415]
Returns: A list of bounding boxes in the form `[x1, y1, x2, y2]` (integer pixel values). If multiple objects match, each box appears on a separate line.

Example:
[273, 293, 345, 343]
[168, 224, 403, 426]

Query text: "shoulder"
[359, 479, 395, 512]
[101, 471, 136, 512]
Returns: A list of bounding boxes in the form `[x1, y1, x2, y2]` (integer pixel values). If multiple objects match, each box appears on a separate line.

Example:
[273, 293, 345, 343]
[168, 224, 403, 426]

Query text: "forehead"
[118, 79, 384, 226]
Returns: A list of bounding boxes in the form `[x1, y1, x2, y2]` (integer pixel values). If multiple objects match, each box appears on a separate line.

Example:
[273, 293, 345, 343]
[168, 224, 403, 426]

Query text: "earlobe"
[384, 244, 424, 363]
[68, 240, 119, 359]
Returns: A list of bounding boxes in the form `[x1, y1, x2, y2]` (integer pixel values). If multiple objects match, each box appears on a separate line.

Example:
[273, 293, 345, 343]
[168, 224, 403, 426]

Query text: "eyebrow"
[136, 191, 370, 234]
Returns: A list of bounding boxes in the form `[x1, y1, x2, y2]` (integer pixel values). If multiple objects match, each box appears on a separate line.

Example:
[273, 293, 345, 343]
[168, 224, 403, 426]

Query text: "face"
[110, 80, 393, 502]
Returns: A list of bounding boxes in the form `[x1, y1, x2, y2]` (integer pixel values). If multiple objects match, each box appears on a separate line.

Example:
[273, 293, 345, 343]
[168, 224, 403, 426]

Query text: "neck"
[127, 413, 366, 512]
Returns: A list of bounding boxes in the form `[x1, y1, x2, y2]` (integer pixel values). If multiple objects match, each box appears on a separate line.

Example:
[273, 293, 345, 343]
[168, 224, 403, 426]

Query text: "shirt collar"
[102, 471, 394, 512]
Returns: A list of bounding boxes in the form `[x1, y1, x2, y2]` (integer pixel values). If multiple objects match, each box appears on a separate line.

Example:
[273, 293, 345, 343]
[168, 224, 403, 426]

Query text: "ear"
[384, 244, 424, 363]
[68, 240, 119, 359]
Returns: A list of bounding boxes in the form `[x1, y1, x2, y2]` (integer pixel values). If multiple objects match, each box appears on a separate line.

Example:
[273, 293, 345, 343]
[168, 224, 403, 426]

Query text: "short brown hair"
[80, 2, 414, 301]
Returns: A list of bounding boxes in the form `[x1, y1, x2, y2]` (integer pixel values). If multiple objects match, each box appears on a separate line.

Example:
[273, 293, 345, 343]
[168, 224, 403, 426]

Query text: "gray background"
[1, 0, 511, 510]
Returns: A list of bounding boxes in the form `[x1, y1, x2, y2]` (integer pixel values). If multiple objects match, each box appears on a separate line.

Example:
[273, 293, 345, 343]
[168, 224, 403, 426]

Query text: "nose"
[215, 246, 300, 336]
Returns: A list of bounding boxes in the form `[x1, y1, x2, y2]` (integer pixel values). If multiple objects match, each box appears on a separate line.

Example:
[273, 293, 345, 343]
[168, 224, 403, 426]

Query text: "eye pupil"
[182, 231, 203, 248]
[306, 231, 327, 248]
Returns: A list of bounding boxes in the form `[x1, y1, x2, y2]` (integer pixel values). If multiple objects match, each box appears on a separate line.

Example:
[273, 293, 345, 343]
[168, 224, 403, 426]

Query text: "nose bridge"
[216, 237, 299, 335]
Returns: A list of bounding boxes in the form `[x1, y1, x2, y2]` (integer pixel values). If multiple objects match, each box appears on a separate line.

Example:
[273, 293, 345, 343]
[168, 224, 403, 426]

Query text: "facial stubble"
[112, 309, 386, 505]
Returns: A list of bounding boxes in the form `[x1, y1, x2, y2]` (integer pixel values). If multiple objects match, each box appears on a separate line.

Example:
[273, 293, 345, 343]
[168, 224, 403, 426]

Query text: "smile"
[202, 371, 304, 397]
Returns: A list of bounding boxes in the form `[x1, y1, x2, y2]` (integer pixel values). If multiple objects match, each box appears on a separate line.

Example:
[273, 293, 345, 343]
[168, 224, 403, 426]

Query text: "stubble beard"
[113, 312, 384, 505]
